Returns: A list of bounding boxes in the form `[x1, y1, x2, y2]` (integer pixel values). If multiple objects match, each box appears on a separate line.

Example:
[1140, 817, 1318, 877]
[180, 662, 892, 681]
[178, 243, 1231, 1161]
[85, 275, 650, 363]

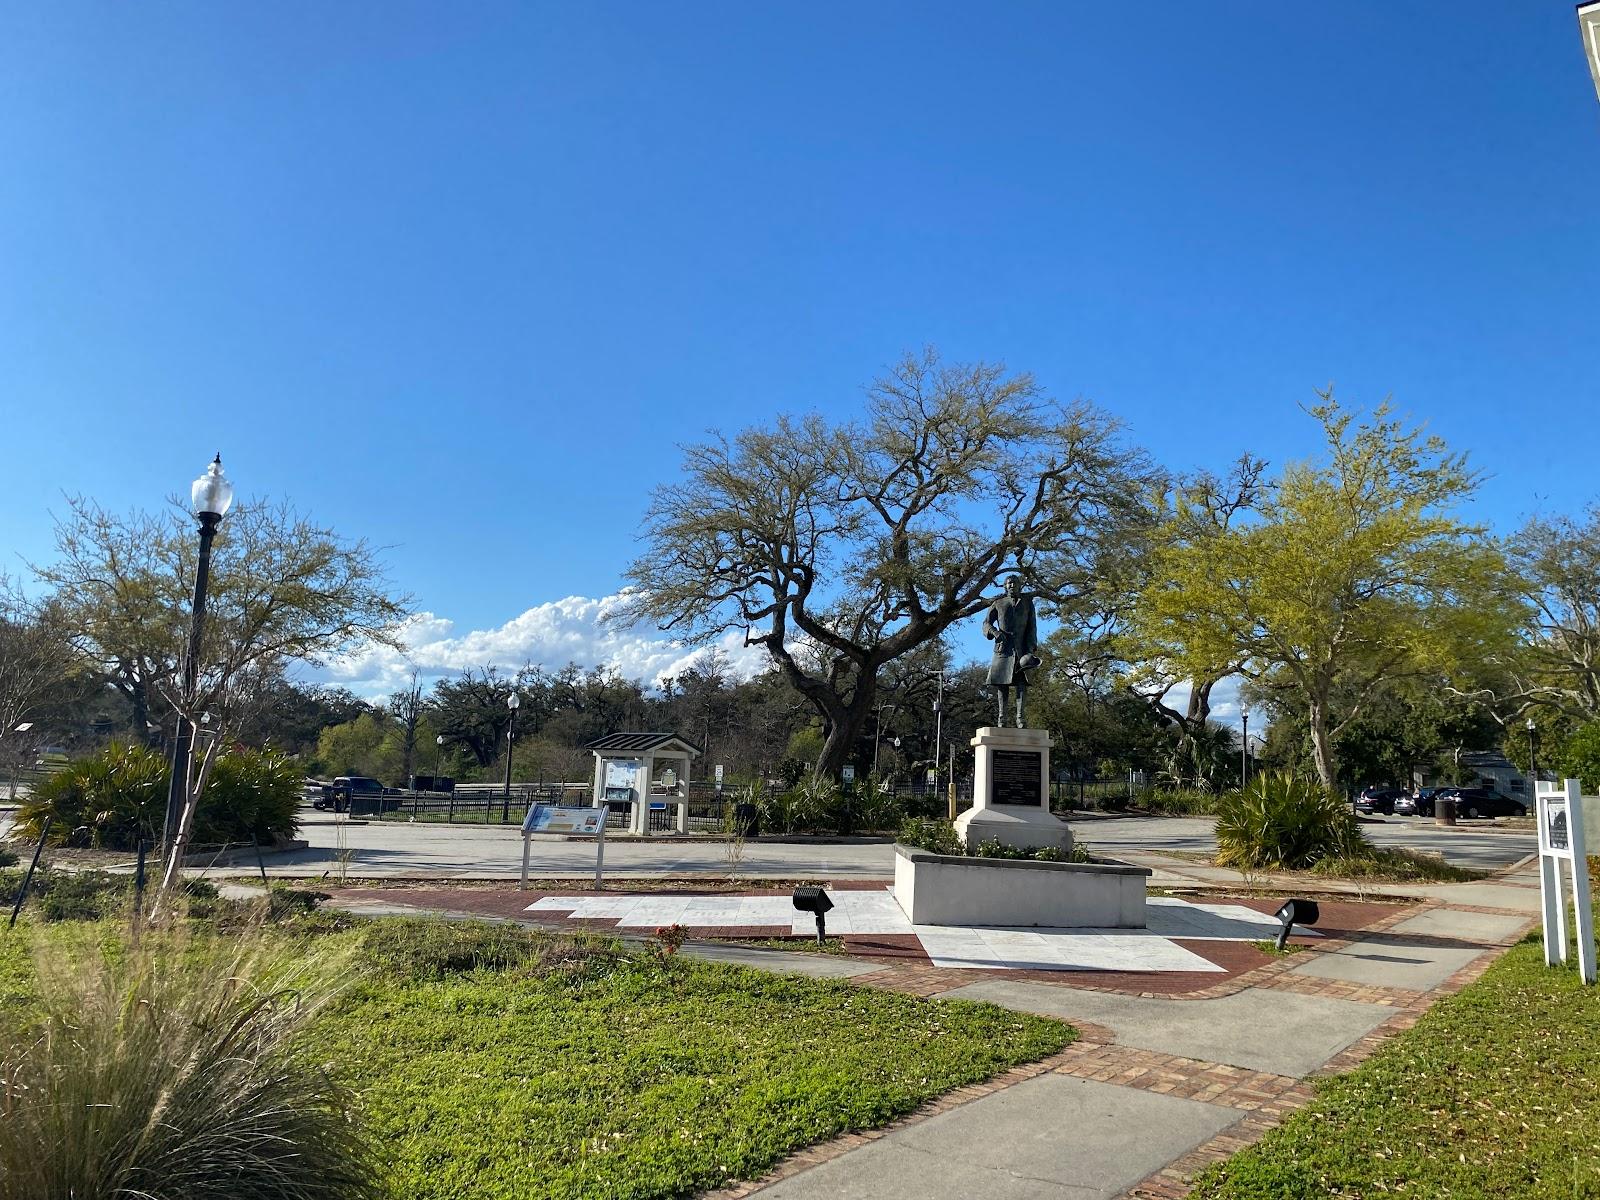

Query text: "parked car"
[313, 776, 401, 813]
[1412, 786, 1526, 820]
[1355, 786, 1408, 815]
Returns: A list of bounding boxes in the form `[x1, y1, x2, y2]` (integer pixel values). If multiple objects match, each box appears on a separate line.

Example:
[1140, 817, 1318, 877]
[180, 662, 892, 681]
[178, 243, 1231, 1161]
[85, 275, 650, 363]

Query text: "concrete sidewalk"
[700, 862, 1539, 1200]
[317, 853, 1540, 1198]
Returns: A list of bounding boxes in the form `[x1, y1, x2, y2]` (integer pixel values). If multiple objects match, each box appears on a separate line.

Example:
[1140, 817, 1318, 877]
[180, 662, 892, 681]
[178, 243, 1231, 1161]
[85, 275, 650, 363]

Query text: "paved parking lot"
[200, 807, 1535, 880]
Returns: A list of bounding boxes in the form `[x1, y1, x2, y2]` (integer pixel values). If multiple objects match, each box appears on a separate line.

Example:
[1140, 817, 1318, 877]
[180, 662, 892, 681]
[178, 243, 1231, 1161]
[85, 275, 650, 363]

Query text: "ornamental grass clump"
[0, 927, 380, 1200]
[1214, 772, 1368, 871]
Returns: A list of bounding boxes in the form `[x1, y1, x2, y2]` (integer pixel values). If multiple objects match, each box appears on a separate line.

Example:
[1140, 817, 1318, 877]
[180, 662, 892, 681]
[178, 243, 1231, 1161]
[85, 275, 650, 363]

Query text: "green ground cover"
[1192, 935, 1600, 1199]
[0, 912, 1073, 1200]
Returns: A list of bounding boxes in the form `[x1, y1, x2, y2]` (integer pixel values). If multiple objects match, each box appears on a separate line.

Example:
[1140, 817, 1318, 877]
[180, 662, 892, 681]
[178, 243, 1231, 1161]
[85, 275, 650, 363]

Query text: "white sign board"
[604, 759, 642, 792]
[520, 803, 608, 892]
[1537, 779, 1596, 984]
[842, 765, 855, 785]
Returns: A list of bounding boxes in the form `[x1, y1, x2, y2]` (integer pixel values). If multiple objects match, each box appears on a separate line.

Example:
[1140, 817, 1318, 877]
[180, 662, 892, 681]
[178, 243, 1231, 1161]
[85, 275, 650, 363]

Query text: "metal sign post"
[1537, 779, 1596, 985]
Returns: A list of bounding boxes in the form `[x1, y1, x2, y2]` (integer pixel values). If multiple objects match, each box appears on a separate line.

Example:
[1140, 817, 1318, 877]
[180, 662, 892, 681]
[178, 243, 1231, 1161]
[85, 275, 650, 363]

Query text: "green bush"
[855, 777, 909, 832]
[192, 747, 301, 846]
[18, 742, 169, 849]
[360, 918, 617, 982]
[0, 926, 379, 1200]
[17, 744, 299, 851]
[1214, 773, 1368, 871]
[0, 867, 218, 923]
[1143, 789, 1221, 817]
[33, 870, 131, 922]
[1309, 848, 1482, 884]
[0, 846, 18, 869]
[898, 818, 1092, 863]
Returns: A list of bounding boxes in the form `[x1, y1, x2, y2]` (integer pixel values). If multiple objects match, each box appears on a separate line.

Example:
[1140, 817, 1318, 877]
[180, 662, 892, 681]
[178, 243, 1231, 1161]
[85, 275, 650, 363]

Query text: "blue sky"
[3, 4, 1598, 701]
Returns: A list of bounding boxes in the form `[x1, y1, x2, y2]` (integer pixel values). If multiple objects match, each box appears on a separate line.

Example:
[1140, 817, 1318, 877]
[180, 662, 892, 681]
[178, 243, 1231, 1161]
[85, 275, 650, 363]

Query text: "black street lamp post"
[162, 455, 234, 857]
[502, 691, 520, 822]
[1527, 718, 1538, 805]
[1240, 710, 1250, 791]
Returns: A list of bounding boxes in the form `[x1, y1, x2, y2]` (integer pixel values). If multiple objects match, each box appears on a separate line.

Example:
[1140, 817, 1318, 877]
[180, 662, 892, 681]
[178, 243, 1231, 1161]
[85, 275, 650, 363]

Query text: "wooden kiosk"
[583, 731, 702, 836]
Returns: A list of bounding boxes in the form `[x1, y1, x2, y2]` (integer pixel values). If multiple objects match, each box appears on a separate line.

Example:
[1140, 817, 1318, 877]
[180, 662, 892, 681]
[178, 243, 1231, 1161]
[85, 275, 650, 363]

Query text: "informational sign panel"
[604, 759, 642, 792]
[520, 803, 608, 892]
[842, 765, 855, 785]
[990, 749, 1044, 807]
[1537, 779, 1596, 985]
[522, 804, 606, 836]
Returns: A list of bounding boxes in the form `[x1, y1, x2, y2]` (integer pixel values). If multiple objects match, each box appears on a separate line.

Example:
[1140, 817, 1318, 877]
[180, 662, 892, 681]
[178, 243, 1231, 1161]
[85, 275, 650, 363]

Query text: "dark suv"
[1414, 787, 1526, 820]
[314, 776, 399, 813]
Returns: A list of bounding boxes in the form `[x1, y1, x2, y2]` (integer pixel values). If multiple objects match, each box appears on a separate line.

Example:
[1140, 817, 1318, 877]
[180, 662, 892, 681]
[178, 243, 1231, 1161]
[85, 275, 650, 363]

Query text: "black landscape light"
[1274, 898, 1320, 951]
[792, 886, 834, 946]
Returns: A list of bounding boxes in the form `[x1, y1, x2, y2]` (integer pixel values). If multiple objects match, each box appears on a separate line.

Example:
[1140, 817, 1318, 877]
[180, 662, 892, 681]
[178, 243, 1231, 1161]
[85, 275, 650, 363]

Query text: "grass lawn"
[0, 913, 1073, 1200]
[1191, 935, 1600, 1199]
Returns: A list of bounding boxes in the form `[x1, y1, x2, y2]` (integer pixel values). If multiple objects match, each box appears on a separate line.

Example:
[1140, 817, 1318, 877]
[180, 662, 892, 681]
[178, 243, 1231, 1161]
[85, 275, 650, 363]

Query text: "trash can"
[1435, 797, 1457, 826]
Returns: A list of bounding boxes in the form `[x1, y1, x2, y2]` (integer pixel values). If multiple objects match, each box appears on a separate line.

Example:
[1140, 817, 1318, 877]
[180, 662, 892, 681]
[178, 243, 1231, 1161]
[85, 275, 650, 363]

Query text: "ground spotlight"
[1274, 898, 1320, 951]
[792, 886, 834, 946]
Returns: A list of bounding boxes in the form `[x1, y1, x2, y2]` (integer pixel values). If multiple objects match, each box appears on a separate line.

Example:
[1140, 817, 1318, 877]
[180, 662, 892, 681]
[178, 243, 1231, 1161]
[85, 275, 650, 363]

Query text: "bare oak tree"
[617, 349, 1155, 779]
[36, 495, 410, 892]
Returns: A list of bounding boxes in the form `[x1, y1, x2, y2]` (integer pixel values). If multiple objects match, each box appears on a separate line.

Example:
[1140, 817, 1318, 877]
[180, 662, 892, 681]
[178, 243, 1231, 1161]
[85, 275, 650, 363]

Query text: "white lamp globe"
[191, 454, 234, 519]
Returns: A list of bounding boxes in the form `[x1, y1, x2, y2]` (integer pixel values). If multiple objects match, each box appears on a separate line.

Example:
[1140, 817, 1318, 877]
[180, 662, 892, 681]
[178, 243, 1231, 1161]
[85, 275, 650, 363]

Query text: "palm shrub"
[0, 926, 380, 1200]
[17, 741, 168, 849]
[193, 747, 301, 845]
[19, 744, 300, 850]
[1214, 772, 1368, 871]
[856, 776, 907, 832]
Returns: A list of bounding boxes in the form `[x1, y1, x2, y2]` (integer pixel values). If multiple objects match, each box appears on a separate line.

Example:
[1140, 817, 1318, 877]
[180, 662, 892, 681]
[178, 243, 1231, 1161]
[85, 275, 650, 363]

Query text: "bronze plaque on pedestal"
[990, 748, 1043, 806]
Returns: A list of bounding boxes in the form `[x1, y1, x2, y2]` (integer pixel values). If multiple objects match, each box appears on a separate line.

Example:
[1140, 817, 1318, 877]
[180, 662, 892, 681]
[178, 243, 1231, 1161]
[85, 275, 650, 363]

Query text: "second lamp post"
[502, 691, 520, 821]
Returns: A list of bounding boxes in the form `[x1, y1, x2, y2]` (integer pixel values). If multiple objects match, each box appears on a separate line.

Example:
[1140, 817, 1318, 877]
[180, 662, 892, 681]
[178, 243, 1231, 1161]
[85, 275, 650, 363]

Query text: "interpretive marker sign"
[520, 803, 609, 892]
[1537, 779, 1595, 985]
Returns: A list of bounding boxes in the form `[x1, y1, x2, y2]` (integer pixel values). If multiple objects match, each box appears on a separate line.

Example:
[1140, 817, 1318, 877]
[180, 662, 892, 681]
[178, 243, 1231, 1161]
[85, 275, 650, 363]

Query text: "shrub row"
[15, 743, 301, 851]
[896, 817, 1093, 864]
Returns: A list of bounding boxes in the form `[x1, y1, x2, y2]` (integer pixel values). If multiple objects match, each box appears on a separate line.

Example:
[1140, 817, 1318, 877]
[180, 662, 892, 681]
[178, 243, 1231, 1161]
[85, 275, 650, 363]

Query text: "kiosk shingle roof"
[583, 731, 702, 755]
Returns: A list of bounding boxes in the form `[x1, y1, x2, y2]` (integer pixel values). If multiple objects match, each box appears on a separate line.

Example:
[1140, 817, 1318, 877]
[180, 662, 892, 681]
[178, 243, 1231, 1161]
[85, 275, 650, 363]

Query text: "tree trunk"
[812, 680, 878, 781]
[128, 676, 154, 746]
[1307, 696, 1338, 792]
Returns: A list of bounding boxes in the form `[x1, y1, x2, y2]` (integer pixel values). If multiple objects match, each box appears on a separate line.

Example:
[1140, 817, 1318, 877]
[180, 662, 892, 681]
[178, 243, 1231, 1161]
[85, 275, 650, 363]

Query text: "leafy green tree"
[618, 349, 1155, 779]
[1489, 507, 1600, 722]
[1130, 396, 1524, 790]
[1555, 723, 1600, 793]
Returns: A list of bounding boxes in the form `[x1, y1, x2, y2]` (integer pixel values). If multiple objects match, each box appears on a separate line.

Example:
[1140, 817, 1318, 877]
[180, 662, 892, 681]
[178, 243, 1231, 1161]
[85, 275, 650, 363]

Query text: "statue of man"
[983, 575, 1040, 728]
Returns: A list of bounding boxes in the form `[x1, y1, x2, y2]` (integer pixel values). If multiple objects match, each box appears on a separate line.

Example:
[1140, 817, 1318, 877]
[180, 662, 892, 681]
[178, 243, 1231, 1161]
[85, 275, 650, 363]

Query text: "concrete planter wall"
[893, 844, 1150, 928]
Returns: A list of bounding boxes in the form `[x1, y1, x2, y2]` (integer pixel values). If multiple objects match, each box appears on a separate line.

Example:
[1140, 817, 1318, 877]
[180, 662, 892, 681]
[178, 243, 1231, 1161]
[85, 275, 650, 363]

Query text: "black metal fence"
[332, 772, 1164, 831]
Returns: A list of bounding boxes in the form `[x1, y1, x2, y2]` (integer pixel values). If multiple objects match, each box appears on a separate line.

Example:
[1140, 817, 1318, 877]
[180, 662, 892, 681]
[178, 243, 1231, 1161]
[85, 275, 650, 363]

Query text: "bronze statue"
[983, 575, 1040, 727]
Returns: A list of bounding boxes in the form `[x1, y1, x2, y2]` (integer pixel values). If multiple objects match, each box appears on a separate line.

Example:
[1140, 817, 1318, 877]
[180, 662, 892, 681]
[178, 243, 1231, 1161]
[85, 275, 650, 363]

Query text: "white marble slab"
[527, 889, 1283, 973]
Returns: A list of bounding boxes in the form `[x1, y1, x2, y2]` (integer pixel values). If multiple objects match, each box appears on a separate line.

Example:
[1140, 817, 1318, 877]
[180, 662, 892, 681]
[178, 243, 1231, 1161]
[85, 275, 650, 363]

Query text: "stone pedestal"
[952, 727, 1073, 853]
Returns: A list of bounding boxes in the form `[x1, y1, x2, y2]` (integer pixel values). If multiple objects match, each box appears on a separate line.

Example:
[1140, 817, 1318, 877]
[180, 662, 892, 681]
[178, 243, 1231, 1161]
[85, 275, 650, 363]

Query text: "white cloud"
[314, 593, 767, 698]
